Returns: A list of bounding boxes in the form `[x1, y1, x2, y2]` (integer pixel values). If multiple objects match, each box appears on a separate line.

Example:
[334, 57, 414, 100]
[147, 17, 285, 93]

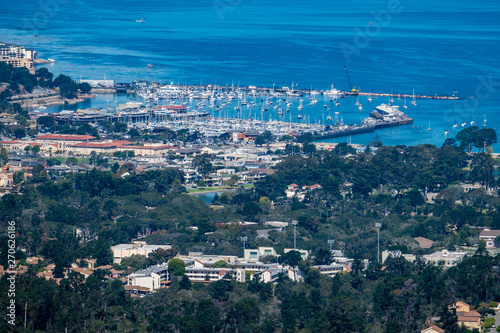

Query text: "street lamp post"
[375, 223, 382, 264]
[328, 239, 335, 252]
[240, 236, 248, 257]
[291, 220, 298, 249]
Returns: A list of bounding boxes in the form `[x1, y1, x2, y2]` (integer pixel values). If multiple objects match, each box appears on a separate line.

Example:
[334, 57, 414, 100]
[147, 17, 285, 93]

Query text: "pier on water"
[351, 92, 459, 100]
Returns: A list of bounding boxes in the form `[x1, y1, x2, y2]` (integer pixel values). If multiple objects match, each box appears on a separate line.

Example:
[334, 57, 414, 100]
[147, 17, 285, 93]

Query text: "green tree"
[179, 275, 192, 289]
[78, 82, 92, 93]
[128, 128, 140, 138]
[255, 130, 274, 146]
[92, 238, 113, 266]
[0, 147, 8, 166]
[14, 126, 26, 139]
[225, 173, 239, 187]
[168, 258, 186, 276]
[281, 250, 303, 280]
[470, 152, 495, 187]
[296, 132, 314, 144]
[13, 170, 24, 184]
[36, 67, 53, 87]
[213, 260, 230, 268]
[303, 143, 316, 155]
[242, 201, 262, 220]
[192, 154, 213, 178]
[494, 236, 500, 248]
[334, 142, 356, 156]
[31, 145, 41, 156]
[37, 116, 56, 128]
[111, 162, 119, 173]
[313, 248, 333, 265]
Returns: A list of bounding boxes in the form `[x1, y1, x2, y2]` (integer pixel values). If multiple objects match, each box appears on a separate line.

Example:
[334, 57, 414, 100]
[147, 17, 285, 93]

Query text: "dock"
[353, 92, 459, 100]
[312, 117, 414, 141]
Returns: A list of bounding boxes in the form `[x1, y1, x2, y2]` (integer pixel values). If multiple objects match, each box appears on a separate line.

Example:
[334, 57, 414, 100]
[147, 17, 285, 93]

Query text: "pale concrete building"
[111, 241, 172, 264]
[479, 229, 500, 248]
[0, 42, 36, 73]
[244, 247, 278, 262]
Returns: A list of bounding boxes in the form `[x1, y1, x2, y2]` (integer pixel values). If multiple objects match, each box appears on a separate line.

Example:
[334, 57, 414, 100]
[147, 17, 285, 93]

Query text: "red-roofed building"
[36, 134, 97, 152]
[421, 325, 444, 333]
[302, 184, 322, 191]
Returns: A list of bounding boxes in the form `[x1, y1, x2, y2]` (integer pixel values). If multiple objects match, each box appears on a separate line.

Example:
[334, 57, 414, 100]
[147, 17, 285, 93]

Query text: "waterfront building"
[0, 42, 36, 73]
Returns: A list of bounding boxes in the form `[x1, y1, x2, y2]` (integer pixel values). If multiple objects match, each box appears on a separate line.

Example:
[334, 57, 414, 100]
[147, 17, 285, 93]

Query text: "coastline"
[18, 93, 96, 108]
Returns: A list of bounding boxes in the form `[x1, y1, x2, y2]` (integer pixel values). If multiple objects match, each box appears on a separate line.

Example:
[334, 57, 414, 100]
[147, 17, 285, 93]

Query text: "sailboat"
[427, 120, 431, 131]
[411, 89, 417, 106]
[403, 96, 408, 109]
[482, 114, 487, 127]
[298, 99, 304, 110]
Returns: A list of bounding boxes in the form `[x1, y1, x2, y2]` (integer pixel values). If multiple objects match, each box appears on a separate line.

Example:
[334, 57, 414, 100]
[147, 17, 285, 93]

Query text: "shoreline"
[18, 93, 96, 108]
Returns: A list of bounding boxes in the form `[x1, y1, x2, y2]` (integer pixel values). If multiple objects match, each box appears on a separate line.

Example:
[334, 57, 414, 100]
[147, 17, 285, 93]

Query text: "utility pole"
[375, 223, 382, 264]
[291, 220, 298, 249]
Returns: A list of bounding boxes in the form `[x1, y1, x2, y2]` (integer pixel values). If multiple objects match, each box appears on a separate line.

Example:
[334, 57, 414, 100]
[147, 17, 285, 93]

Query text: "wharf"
[372, 117, 414, 129]
[313, 126, 374, 140]
[312, 117, 414, 141]
[355, 92, 459, 100]
[143, 83, 459, 100]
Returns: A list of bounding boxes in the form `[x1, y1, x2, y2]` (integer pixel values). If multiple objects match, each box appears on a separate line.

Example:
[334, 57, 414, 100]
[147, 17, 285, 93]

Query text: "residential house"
[449, 302, 482, 330]
[421, 325, 444, 333]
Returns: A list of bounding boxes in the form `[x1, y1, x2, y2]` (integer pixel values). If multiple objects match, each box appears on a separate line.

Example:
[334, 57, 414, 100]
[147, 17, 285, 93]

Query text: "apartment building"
[0, 42, 36, 73]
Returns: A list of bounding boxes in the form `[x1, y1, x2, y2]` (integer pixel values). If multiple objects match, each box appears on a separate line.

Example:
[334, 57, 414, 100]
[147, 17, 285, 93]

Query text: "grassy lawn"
[187, 186, 231, 194]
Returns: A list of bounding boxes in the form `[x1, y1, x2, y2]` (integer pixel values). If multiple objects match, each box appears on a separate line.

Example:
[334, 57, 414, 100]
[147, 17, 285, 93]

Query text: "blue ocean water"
[1, 0, 499, 148]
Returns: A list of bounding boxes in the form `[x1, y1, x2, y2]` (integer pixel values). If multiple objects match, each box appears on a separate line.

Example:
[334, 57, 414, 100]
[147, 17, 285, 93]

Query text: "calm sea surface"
[1, 0, 499, 148]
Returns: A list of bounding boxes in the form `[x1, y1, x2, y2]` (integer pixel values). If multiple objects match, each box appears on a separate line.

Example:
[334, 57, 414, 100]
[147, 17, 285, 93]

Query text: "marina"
[41, 83, 417, 141]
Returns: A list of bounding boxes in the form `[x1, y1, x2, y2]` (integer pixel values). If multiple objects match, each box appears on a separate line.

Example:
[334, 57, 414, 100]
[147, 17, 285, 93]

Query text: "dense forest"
[0, 127, 499, 332]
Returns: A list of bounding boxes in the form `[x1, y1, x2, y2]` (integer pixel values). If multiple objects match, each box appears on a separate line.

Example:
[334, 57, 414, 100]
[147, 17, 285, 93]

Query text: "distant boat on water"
[135, 18, 145, 23]
[411, 89, 417, 106]
[147, 63, 154, 68]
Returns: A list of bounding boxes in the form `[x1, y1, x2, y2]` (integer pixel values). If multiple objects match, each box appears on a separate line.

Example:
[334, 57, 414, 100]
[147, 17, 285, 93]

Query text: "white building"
[314, 264, 347, 277]
[382, 249, 467, 268]
[251, 267, 298, 283]
[479, 229, 500, 248]
[244, 247, 278, 262]
[185, 267, 245, 283]
[127, 263, 169, 291]
[111, 241, 172, 264]
[284, 248, 310, 260]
